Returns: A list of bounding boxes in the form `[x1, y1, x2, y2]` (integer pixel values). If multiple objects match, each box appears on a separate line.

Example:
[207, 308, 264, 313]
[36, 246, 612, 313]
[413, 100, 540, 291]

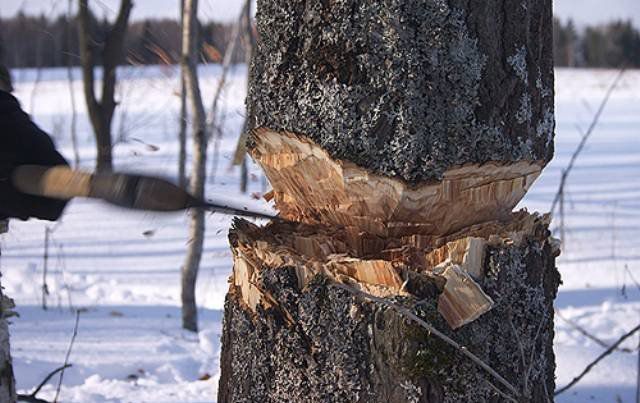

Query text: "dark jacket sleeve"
[0, 92, 69, 221]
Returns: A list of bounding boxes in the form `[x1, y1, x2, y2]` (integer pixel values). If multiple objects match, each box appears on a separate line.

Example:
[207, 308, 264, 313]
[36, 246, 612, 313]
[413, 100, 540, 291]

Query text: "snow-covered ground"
[1, 66, 639, 402]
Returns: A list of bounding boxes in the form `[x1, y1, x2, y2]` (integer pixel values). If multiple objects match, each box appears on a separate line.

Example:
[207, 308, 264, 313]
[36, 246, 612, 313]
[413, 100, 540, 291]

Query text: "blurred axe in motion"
[12, 165, 276, 220]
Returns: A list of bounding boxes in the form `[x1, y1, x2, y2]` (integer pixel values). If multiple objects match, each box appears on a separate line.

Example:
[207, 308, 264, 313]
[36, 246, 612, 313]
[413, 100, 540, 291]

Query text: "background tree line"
[1, 13, 639, 69]
[554, 17, 640, 67]
[0, 11, 243, 68]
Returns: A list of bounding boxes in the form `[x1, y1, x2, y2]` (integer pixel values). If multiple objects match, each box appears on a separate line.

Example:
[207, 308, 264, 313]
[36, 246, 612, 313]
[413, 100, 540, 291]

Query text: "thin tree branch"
[16, 364, 71, 403]
[16, 395, 50, 403]
[205, 0, 249, 140]
[624, 264, 640, 293]
[555, 308, 635, 353]
[551, 68, 625, 214]
[332, 282, 521, 400]
[54, 310, 81, 403]
[524, 311, 548, 393]
[555, 322, 640, 396]
[484, 378, 518, 403]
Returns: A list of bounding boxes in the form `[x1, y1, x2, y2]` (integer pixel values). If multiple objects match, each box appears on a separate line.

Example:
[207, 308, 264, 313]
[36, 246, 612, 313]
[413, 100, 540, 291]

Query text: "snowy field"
[1, 65, 639, 402]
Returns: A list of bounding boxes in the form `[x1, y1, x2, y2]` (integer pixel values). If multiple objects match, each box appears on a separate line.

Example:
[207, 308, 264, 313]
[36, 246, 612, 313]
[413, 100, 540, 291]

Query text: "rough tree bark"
[0, 220, 16, 402]
[219, 1, 559, 402]
[180, 0, 208, 332]
[78, 0, 133, 172]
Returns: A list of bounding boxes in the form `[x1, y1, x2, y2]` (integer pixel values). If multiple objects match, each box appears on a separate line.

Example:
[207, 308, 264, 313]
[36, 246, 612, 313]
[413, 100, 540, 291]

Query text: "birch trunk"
[180, 0, 208, 332]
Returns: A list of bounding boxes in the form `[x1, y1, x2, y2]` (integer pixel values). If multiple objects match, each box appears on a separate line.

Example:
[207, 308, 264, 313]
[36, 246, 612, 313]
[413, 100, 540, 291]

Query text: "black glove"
[0, 91, 69, 221]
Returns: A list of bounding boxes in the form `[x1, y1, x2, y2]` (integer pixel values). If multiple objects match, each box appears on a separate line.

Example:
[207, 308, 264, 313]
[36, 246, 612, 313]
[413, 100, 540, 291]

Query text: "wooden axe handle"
[12, 165, 277, 219]
[12, 165, 91, 200]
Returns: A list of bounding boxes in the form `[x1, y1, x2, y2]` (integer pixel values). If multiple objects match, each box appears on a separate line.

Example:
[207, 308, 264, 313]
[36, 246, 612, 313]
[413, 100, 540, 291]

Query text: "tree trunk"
[180, 0, 208, 332]
[219, 1, 558, 402]
[77, 0, 132, 172]
[178, 59, 188, 189]
[233, 0, 256, 193]
[178, 0, 188, 189]
[67, 0, 81, 168]
[0, 220, 16, 402]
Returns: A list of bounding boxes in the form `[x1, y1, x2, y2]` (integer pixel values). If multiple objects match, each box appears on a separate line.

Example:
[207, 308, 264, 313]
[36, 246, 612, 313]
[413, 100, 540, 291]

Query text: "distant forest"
[0, 12, 242, 68]
[0, 12, 639, 69]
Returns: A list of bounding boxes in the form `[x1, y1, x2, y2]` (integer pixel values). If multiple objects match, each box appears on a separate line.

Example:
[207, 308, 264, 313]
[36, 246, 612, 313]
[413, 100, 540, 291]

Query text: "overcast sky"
[1, 0, 639, 27]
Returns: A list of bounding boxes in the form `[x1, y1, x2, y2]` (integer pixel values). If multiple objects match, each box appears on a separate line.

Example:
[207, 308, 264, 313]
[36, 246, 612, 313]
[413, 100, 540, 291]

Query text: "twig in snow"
[555, 322, 640, 396]
[42, 226, 51, 310]
[16, 364, 71, 403]
[550, 68, 625, 215]
[624, 265, 640, 294]
[332, 282, 521, 400]
[54, 310, 81, 403]
[555, 308, 636, 353]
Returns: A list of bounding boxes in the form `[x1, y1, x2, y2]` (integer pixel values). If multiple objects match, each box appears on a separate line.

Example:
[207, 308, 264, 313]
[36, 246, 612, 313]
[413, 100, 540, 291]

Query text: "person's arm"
[0, 95, 69, 221]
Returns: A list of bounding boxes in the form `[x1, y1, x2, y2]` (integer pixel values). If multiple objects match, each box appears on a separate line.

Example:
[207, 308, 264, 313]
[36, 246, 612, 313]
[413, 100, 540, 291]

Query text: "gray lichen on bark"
[218, 222, 560, 402]
[247, 0, 555, 184]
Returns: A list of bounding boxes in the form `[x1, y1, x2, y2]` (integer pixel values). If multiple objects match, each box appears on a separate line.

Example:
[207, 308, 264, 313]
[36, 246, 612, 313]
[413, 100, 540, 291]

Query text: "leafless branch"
[16, 364, 72, 403]
[508, 310, 527, 372]
[484, 378, 518, 403]
[624, 265, 640, 293]
[555, 308, 636, 353]
[555, 322, 640, 396]
[205, 0, 250, 139]
[54, 310, 81, 402]
[551, 69, 625, 214]
[66, 0, 80, 167]
[16, 394, 50, 403]
[42, 226, 51, 310]
[332, 282, 521, 400]
[524, 312, 548, 392]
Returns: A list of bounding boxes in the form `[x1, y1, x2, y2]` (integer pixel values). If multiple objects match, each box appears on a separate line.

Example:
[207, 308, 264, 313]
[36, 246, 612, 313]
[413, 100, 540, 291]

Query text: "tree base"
[218, 212, 560, 402]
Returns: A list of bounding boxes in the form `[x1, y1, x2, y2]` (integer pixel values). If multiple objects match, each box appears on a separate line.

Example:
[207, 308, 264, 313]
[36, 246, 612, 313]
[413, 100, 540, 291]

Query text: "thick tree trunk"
[220, 1, 558, 402]
[0, 221, 16, 402]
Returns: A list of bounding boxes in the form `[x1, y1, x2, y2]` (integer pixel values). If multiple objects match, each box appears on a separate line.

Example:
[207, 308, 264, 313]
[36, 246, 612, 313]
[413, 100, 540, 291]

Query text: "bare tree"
[237, 0, 254, 194]
[230, 1, 255, 194]
[177, 0, 187, 188]
[77, 0, 133, 172]
[180, 0, 208, 332]
[67, 0, 81, 168]
[178, 0, 252, 332]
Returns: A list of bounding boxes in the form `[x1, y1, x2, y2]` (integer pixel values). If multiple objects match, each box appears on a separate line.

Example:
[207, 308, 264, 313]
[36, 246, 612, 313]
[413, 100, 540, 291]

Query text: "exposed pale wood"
[228, 211, 554, 329]
[436, 263, 494, 329]
[425, 237, 487, 280]
[250, 128, 542, 237]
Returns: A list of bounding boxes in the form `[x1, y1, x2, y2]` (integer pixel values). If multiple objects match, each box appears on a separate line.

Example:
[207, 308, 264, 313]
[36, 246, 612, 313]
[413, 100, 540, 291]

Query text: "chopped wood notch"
[250, 128, 542, 238]
[232, 128, 548, 328]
